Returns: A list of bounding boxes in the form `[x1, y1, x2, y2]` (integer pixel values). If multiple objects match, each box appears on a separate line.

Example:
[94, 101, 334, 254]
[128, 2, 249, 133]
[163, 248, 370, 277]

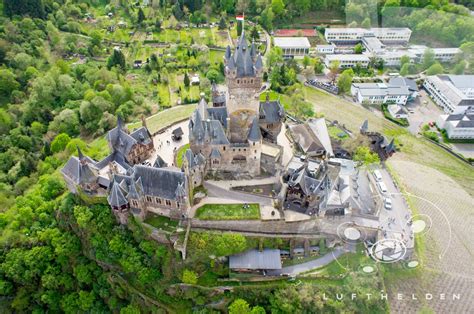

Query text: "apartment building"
[423, 75, 474, 113]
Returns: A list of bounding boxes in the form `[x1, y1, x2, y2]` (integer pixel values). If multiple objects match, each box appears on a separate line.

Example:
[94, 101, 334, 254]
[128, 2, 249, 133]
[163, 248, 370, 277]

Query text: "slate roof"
[107, 116, 138, 157]
[132, 165, 187, 200]
[207, 107, 228, 127]
[95, 150, 132, 171]
[185, 149, 206, 168]
[210, 148, 221, 158]
[61, 149, 98, 185]
[130, 126, 152, 145]
[259, 100, 284, 123]
[229, 249, 282, 270]
[108, 181, 128, 207]
[153, 155, 168, 168]
[389, 77, 418, 92]
[248, 117, 262, 142]
[288, 165, 323, 196]
[226, 31, 258, 78]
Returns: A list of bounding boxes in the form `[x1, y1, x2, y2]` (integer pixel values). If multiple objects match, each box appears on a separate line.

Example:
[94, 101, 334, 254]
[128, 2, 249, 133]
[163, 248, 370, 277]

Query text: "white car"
[384, 198, 392, 210]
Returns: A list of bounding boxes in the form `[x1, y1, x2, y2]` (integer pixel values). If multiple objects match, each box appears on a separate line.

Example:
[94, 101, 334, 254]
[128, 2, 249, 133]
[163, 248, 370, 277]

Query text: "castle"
[61, 31, 285, 224]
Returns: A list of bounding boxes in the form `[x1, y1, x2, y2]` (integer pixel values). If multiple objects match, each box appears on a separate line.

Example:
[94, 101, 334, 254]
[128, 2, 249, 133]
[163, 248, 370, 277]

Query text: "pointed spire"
[225, 45, 232, 60]
[250, 41, 256, 59]
[385, 139, 396, 154]
[198, 94, 208, 120]
[248, 116, 261, 142]
[117, 115, 123, 130]
[108, 181, 128, 208]
[255, 54, 263, 70]
[77, 145, 84, 160]
[360, 119, 369, 133]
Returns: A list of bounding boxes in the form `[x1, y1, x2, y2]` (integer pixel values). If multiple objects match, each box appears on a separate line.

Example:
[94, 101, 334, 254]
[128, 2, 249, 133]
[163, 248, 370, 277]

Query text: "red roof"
[275, 29, 317, 37]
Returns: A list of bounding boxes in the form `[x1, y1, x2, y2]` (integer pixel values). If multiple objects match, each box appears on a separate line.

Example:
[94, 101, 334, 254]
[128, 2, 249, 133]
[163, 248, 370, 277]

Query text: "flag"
[236, 14, 244, 21]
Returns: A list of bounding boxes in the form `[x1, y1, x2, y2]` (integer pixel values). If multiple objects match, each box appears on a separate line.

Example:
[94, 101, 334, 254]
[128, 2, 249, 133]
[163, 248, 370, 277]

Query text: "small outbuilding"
[172, 127, 184, 141]
[229, 249, 282, 273]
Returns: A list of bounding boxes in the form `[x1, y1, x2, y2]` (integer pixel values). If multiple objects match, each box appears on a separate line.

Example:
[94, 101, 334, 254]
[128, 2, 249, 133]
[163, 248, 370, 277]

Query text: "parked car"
[384, 198, 392, 209]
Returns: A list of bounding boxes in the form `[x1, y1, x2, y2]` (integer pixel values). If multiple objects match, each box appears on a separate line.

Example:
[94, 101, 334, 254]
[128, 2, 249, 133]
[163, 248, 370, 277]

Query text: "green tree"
[251, 25, 259, 41]
[426, 62, 444, 75]
[50, 133, 71, 153]
[0, 69, 20, 99]
[354, 43, 363, 54]
[261, 7, 274, 31]
[361, 17, 371, 28]
[337, 69, 354, 94]
[271, 0, 285, 16]
[237, 20, 243, 36]
[422, 48, 435, 70]
[137, 8, 145, 25]
[218, 17, 227, 30]
[400, 55, 411, 67]
[302, 56, 311, 68]
[453, 60, 466, 74]
[184, 72, 190, 87]
[181, 269, 198, 284]
[354, 146, 380, 165]
[229, 299, 251, 314]
[107, 49, 126, 70]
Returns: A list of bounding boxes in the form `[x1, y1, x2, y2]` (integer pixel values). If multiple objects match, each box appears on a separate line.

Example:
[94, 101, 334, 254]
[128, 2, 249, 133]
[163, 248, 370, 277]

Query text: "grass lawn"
[195, 203, 261, 220]
[328, 125, 348, 140]
[209, 49, 225, 65]
[176, 143, 190, 167]
[128, 105, 196, 134]
[144, 214, 178, 232]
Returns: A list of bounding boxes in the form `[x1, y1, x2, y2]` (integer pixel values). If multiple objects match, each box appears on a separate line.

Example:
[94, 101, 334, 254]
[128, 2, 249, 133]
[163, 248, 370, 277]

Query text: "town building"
[274, 37, 311, 58]
[388, 104, 408, 119]
[436, 106, 474, 139]
[423, 75, 474, 113]
[324, 54, 370, 68]
[351, 82, 410, 105]
[388, 77, 419, 100]
[229, 249, 282, 273]
[325, 28, 412, 44]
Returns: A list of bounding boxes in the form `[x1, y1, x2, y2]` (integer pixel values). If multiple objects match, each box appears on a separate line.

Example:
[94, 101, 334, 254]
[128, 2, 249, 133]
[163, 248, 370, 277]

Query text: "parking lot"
[405, 89, 444, 135]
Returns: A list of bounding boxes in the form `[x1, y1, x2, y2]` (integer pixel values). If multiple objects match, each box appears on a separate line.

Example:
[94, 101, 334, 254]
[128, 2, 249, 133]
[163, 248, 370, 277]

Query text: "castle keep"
[189, 31, 284, 175]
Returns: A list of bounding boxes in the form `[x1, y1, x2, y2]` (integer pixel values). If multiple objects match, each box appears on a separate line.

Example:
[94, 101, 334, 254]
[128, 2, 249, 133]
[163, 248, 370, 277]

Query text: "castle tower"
[224, 31, 264, 143]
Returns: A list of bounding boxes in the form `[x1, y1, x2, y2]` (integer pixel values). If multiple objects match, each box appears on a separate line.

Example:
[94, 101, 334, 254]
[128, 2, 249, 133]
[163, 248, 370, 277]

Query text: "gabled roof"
[132, 165, 187, 200]
[107, 116, 138, 156]
[130, 126, 152, 145]
[259, 99, 284, 123]
[185, 149, 205, 168]
[153, 155, 168, 168]
[108, 181, 128, 207]
[61, 148, 98, 185]
[210, 148, 221, 158]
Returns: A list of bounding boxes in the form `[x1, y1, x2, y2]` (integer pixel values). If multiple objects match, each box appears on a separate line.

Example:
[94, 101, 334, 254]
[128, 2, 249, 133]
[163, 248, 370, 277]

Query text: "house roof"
[229, 249, 282, 270]
[274, 37, 311, 49]
[259, 99, 284, 123]
[389, 77, 418, 92]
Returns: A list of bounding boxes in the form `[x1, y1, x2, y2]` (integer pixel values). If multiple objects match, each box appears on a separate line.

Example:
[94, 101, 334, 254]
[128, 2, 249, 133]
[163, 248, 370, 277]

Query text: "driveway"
[377, 168, 414, 250]
[405, 90, 443, 135]
[267, 245, 353, 276]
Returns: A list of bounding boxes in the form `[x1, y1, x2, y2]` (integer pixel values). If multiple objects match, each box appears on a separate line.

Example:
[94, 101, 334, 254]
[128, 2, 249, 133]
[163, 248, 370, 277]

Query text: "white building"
[324, 54, 370, 68]
[274, 37, 311, 58]
[362, 36, 385, 53]
[316, 44, 335, 54]
[351, 82, 410, 105]
[436, 106, 474, 139]
[389, 77, 419, 100]
[408, 45, 461, 64]
[424, 75, 474, 113]
[388, 104, 408, 119]
[325, 28, 412, 44]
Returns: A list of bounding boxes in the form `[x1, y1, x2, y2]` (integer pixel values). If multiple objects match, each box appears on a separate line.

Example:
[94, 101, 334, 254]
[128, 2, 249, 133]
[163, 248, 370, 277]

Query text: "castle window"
[251, 79, 253, 83]
[146, 196, 152, 203]
[255, 150, 257, 153]
[237, 79, 240, 84]
[223, 146, 226, 151]
[166, 200, 171, 206]
[253, 142, 255, 146]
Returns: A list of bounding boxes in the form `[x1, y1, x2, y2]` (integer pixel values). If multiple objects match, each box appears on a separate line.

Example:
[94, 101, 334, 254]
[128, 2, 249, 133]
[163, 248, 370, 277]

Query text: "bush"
[423, 131, 439, 142]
